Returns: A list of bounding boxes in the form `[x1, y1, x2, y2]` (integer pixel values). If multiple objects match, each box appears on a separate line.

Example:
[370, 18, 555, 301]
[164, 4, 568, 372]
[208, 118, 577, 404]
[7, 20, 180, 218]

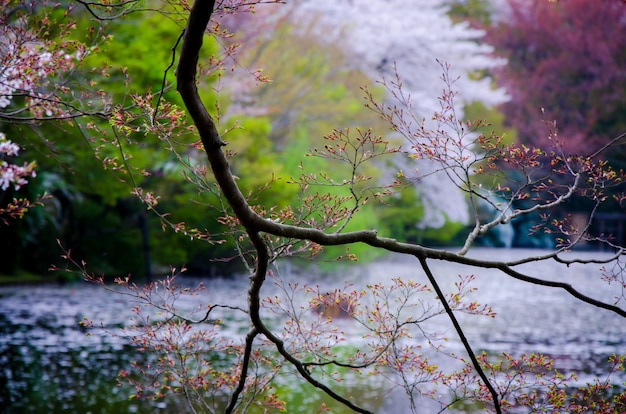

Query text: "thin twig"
[152, 29, 186, 125]
[417, 254, 502, 414]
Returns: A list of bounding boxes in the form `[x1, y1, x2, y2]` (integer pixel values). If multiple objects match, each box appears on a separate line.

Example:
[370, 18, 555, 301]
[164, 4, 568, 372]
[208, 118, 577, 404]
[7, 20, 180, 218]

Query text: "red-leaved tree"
[487, 0, 626, 154]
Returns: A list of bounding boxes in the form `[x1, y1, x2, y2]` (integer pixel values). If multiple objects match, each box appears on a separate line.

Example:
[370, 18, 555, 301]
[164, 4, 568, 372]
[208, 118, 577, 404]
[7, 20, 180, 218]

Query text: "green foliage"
[5, 3, 473, 276]
[447, 0, 494, 26]
[2, 7, 226, 276]
[81, 8, 207, 106]
[270, 347, 385, 414]
[375, 185, 425, 243]
[419, 217, 466, 246]
[463, 101, 516, 146]
[224, 116, 296, 210]
[225, 20, 422, 262]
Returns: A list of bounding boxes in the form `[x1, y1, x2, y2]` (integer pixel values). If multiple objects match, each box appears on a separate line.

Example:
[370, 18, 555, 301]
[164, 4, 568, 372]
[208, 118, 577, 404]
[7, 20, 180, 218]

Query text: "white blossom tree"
[0, 1, 112, 221]
[283, 0, 507, 227]
[0, 131, 37, 221]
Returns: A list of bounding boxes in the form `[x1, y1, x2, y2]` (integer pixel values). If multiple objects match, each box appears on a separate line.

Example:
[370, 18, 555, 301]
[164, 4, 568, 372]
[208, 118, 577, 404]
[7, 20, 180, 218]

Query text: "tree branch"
[177, 2, 373, 412]
[225, 327, 258, 414]
[176, 1, 626, 412]
[417, 254, 502, 414]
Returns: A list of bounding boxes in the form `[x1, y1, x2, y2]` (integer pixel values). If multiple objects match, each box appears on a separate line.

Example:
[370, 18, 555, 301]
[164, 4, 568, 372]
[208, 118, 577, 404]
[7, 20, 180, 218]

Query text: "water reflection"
[0, 248, 624, 413]
[362, 249, 626, 388]
[0, 285, 181, 413]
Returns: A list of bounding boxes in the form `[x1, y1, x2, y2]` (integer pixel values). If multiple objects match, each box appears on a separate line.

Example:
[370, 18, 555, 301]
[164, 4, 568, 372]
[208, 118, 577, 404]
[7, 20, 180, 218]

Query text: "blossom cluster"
[0, 47, 52, 109]
[0, 11, 81, 117]
[0, 132, 35, 191]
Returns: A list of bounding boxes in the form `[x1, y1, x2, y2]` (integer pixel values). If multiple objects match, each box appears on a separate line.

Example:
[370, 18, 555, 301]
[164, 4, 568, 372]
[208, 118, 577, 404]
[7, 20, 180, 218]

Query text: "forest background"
[1, 0, 625, 281]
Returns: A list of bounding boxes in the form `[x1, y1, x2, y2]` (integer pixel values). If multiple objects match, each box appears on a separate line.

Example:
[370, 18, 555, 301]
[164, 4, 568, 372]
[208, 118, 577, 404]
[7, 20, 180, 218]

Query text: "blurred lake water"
[0, 248, 624, 413]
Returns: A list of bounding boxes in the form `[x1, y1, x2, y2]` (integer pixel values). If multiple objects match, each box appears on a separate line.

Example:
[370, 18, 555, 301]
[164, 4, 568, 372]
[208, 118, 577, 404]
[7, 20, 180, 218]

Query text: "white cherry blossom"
[290, 0, 507, 226]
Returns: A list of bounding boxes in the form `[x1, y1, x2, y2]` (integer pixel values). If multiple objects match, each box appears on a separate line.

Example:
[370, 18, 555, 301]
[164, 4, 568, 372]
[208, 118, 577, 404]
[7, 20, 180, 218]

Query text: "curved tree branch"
[176, 1, 626, 412]
[225, 327, 259, 414]
[177, 2, 372, 412]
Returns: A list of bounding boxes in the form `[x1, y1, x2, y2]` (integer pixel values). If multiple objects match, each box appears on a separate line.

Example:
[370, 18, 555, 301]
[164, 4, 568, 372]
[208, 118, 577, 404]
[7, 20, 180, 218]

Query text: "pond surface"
[0, 248, 624, 413]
